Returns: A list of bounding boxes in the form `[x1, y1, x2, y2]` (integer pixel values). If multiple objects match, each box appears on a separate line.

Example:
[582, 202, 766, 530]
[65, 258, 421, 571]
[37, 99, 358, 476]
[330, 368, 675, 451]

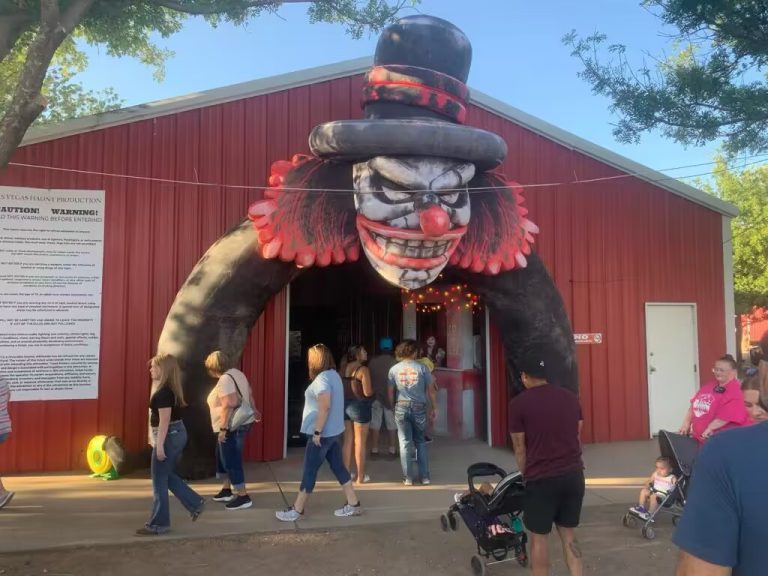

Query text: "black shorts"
[523, 470, 585, 535]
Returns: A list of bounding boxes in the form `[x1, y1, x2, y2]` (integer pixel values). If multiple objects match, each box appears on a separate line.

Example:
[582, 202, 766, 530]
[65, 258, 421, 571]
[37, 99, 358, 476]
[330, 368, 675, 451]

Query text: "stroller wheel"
[440, 514, 449, 532]
[642, 525, 656, 540]
[448, 512, 458, 531]
[470, 555, 486, 576]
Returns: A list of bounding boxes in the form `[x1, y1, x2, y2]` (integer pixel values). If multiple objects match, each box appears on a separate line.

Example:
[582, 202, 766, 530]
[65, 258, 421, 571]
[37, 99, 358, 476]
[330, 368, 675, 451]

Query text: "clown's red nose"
[419, 204, 451, 237]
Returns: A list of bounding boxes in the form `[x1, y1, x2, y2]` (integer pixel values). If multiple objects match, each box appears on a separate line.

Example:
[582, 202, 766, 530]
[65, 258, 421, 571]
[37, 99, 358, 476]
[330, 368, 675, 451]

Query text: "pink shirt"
[690, 379, 749, 442]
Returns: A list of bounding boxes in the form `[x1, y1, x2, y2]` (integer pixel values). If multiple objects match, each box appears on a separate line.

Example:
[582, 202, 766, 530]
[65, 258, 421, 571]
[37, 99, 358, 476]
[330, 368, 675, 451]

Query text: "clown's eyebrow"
[371, 157, 431, 190]
[430, 163, 475, 190]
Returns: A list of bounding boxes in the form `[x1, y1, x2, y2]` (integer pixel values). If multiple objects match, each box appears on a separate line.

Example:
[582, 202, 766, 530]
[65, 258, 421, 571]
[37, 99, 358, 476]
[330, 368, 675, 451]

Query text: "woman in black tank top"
[342, 345, 375, 484]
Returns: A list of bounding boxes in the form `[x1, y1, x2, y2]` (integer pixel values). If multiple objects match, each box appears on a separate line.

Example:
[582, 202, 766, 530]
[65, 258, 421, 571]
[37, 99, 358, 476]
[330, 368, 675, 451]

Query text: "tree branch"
[152, 0, 309, 15]
[0, 0, 97, 169]
[0, 12, 36, 64]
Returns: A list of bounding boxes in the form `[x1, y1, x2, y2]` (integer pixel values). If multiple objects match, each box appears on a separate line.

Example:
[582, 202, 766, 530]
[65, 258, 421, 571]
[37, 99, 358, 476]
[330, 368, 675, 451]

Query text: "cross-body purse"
[226, 372, 261, 430]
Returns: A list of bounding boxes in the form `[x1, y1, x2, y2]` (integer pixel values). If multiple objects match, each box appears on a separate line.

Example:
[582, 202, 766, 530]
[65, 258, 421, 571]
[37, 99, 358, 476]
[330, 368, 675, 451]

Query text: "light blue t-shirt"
[300, 369, 345, 438]
[388, 360, 431, 403]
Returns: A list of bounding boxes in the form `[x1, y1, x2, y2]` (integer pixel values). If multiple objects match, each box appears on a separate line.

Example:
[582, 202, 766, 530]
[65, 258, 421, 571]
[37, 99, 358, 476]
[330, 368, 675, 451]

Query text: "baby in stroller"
[630, 456, 677, 520]
[622, 430, 696, 540]
[441, 463, 528, 575]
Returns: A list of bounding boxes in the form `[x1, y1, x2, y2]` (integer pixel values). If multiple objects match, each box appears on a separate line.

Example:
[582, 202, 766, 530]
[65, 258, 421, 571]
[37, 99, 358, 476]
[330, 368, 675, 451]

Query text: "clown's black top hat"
[309, 15, 507, 170]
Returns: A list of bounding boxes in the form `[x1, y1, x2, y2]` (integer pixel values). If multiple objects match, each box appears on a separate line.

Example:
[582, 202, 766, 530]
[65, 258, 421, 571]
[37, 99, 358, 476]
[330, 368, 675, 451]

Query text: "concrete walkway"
[0, 438, 659, 553]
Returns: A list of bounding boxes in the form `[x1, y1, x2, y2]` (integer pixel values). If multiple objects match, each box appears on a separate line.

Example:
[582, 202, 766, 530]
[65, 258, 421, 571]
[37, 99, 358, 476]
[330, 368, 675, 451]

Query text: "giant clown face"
[353, 156, 475, 289]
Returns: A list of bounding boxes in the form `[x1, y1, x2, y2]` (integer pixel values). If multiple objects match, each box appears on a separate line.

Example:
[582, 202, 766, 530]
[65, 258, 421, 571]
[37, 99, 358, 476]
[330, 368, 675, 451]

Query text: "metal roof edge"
[469, 90, 738, 217]
[20, 56, 374, 147]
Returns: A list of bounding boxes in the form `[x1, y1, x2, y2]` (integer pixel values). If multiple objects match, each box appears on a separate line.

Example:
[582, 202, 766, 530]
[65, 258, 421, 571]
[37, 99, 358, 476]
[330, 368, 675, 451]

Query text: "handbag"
[227, 373, 261, 430]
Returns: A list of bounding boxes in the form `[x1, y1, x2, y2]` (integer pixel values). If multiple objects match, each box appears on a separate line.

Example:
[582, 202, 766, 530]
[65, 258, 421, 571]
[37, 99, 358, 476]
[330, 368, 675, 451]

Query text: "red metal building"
[0, 58, 737, 473]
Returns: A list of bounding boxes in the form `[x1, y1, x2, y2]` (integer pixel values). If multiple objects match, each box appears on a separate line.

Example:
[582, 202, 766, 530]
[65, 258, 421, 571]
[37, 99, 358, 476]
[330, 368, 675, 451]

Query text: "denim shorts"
[344, 399, 372, 424]
[0, 432, 8, 444]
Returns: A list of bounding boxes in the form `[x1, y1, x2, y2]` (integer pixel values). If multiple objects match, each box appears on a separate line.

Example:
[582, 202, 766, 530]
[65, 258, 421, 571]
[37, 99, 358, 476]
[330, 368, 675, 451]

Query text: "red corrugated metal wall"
[0, 72, 725, 471]
[480, 103, 726, 445]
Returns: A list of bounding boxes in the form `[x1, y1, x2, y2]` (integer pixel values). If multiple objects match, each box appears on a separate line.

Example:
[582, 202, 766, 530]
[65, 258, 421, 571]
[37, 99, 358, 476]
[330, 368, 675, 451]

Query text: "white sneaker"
[404, 478, 414, 486]
[422, 478, 431, 485]
[0, 491, 14, 509]
[334, 503, 362, 517]
[275, 507, 303, 522]
[361, 474, 371, 483]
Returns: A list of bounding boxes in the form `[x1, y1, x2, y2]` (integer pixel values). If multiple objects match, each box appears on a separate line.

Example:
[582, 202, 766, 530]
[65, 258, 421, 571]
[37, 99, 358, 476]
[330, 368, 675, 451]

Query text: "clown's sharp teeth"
[407, 240, 421, 247]
[405, 247, 421, 257]
[375, 236, 386, 250]
[390, 238, 406, 247]
[423, 240, 436, 247]
[386, 240, 405, 256]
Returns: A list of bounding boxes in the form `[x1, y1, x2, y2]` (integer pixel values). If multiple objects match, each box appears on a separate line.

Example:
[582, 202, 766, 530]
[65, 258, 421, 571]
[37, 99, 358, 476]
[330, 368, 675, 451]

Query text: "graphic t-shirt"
[690, 379, 749, 443]
[388, 360, 431, 403]
[652, 473, 676, 494]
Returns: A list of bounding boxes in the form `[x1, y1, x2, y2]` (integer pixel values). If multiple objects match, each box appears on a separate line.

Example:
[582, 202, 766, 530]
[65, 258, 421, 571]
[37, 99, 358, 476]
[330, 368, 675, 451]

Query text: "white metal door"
[645, 303, 699, 437]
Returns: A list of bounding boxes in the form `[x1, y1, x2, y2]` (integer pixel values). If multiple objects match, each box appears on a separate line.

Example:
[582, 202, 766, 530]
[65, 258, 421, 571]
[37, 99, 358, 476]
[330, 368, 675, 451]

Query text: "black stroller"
[441, 463, 528, 576]
[622, 430, 697, 539]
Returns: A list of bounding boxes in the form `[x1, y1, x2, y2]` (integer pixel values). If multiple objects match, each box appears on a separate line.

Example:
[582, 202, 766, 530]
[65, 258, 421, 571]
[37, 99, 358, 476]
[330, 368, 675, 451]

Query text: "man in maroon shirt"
[509, 350, 584, 576]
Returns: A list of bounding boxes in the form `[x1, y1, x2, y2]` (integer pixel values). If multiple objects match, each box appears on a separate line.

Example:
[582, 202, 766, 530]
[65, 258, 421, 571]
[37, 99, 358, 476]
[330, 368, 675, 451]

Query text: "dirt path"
[0, 504, 678, 576]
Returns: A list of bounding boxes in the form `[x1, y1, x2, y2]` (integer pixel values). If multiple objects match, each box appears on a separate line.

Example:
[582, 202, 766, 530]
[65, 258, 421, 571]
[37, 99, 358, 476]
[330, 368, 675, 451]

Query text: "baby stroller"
[441, 462, 528, 576]
[622, 430, 697, 539]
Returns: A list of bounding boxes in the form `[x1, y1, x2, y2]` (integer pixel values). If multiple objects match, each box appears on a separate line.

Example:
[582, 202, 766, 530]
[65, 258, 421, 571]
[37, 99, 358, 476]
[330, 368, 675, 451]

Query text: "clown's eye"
[381, 186, 412, 202]
[439, 192, 460, 204]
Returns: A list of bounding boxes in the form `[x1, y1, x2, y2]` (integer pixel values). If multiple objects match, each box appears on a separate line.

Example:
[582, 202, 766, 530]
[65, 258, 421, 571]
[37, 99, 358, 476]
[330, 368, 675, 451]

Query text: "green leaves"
[564, 1, 768, 156]
[0, 1, 415, 127]
[704, 159, 768, 312]
[0, 34, 124, 125]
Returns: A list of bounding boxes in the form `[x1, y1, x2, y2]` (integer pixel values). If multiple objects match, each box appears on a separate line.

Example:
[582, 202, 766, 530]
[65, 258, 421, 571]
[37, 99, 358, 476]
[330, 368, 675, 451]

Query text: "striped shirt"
[0, 376, 11, 435]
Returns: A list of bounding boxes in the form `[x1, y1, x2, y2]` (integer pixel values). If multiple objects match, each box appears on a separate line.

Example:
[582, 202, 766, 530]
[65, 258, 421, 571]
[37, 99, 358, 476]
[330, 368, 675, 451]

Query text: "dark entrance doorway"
[286, 259, 402, 446]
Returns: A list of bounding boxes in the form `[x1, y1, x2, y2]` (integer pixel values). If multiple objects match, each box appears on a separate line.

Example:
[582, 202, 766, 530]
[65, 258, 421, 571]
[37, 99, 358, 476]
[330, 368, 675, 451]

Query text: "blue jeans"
[149, 421, 203, 531]
[395, 402, 429, 481]
[216, 424, 251, 491]
[300, 434, 351, 493]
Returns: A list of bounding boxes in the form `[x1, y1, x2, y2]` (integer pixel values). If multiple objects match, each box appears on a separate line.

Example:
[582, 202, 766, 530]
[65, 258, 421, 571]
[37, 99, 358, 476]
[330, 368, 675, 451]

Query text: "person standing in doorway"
[509, 349, 584, 576]
[388, 339, 437, 485]
[205, 351, 256, 511]
[276, 344, 362, 521]
[342, 345, 375, 483]
[137, 354, 205, 536]
[0, 374, 14, 509]
[368, 338, 398, 458]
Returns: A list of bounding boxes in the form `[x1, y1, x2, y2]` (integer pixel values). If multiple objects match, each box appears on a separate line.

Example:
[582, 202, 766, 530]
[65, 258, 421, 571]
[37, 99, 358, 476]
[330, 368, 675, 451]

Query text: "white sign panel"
[0, 187, 105, 401]
[574, 333, 603, 344]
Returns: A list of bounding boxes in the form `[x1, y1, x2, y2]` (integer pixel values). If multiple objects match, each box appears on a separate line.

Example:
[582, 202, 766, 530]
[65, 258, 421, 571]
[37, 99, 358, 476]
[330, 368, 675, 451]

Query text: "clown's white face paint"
[353, 156, 474, 289]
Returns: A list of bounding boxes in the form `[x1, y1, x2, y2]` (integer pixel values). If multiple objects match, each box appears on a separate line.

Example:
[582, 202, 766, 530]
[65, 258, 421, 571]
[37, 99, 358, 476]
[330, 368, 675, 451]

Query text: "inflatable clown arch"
[158, 15, 577, 476]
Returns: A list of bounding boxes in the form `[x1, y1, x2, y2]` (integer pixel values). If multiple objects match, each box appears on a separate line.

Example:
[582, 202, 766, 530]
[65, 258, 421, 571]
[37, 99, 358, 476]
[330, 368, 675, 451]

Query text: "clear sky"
[76, 0, 723, 181]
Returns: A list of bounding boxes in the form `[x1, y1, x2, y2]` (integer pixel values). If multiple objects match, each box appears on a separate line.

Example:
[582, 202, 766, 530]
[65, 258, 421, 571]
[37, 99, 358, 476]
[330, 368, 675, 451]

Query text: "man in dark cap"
[509, 349, 584, 576]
